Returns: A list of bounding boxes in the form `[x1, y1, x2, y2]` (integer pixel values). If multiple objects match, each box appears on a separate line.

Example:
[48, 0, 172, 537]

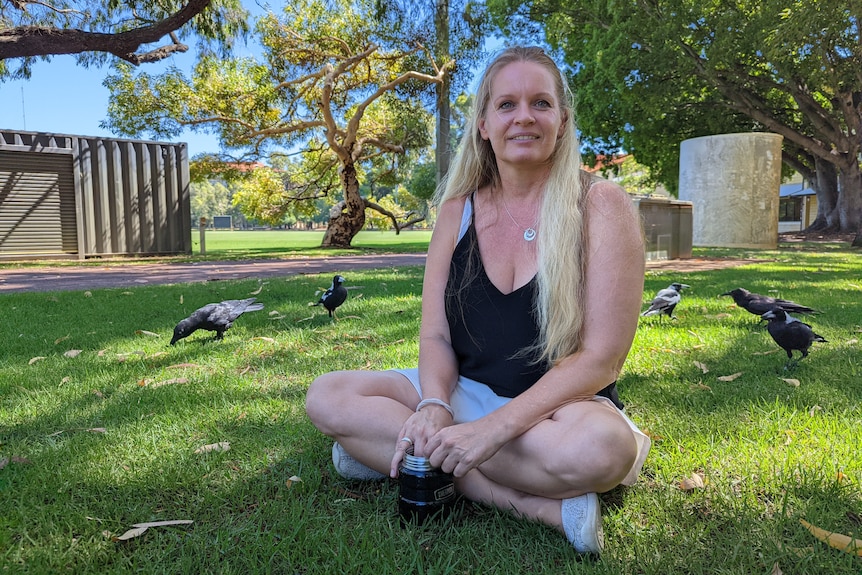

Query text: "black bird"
[761, 308, 827, 369]
[314, 275, 347, 318]
[641, 283, 690, 320]
[170, 297, 264, 344]
[721, 288, 819, 318]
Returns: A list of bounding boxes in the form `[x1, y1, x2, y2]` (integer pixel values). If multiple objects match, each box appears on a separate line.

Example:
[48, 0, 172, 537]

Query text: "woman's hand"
[389, 405, 453, 478]
[425, 419, 507, 478]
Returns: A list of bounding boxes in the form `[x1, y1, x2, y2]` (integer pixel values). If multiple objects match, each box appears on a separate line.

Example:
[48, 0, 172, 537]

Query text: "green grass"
[1, 245, 861, 574]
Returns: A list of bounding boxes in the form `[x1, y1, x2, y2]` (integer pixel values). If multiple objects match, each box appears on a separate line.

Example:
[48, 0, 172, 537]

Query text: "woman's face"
[478, 60, 566, 170]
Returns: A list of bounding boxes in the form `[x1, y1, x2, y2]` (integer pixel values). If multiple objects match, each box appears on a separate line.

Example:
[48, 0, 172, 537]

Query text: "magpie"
[314, 275, 347, 318]
[721, 288, 818, 318]
[170, 297, 264, 344]
[761, 308, 827, 369]
[641, 283, 690, 320]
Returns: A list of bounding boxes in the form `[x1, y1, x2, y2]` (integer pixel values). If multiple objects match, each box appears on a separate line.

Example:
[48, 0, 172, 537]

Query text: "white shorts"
[390, 367, 651, 486]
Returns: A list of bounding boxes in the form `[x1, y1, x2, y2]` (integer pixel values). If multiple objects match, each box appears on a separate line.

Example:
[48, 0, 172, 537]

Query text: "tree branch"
[0, 0, 212, 63]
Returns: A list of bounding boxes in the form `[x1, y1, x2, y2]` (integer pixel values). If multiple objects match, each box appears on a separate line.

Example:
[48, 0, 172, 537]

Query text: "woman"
[306, 46, 650, 554]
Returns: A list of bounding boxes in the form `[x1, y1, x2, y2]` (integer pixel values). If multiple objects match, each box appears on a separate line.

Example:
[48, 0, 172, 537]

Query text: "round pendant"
[523, 228, 536, 242]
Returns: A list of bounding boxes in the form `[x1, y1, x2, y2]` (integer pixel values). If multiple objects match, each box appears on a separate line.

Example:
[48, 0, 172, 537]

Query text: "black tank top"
[444, 197, 621, 407]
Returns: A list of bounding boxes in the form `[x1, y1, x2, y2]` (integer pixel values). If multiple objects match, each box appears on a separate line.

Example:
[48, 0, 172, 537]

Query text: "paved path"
[0, 254, 757, 294]
[0, 254, 428, 293]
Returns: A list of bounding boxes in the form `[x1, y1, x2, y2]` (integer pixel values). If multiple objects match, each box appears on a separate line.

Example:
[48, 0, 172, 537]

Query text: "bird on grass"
[761, 308, 827, 369]
[721, 288, 819, 319]
[313, 275, 347, 318]
[170, 297, 264, 344]
[641, 283, 690, 320]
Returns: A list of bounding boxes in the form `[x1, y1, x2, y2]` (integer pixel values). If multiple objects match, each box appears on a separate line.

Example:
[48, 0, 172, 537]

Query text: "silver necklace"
[501, 196, 537, 242]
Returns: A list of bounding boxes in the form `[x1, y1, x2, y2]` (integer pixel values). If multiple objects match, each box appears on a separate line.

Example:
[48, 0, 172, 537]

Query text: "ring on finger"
[400, 437, 413, 445]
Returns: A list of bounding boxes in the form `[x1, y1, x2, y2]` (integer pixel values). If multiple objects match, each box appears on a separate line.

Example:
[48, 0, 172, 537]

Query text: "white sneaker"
[331, 442, 385, 480]
[561, 493, 604, 555]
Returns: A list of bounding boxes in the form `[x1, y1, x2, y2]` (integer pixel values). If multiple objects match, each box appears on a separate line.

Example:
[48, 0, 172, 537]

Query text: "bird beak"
[680, 284, 691, 289]
[761, 310, 775, 320]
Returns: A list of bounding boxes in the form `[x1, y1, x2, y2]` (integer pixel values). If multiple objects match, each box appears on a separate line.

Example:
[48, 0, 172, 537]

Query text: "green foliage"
[190, 179, 234, 224]
[407, 161, 438, 201]
[489, 0, 862, 198]
[231, 167, 294, 226]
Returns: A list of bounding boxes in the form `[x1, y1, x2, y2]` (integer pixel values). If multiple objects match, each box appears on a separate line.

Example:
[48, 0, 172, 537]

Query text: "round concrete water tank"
[679, 133, 783, 248]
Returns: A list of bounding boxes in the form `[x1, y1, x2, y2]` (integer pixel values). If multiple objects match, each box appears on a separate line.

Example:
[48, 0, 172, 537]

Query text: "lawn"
[1, 242, 860, 574]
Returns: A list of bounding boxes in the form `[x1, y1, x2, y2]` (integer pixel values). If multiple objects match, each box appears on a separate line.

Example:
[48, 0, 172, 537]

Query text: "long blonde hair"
[435, 46, 588, 367]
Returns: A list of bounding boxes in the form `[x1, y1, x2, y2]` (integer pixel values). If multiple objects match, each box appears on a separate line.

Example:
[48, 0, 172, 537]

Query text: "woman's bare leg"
[477, 400, 639, 498]
[306, 370, 420, 474]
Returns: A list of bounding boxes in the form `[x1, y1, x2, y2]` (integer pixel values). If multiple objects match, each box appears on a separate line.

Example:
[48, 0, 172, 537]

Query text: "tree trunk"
[321, 161, 366, 247]
[836, 163, 862, 233]
[434, 0, 451, 188]
[806, 158, 839, 231]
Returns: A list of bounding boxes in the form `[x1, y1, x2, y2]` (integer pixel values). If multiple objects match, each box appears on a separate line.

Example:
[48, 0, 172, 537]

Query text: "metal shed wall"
[0, 129, 191, 260]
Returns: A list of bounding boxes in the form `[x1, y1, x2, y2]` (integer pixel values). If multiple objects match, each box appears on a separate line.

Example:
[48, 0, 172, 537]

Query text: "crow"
[314, 275, 347, 318]
[641, 283, 690, 320]
[170, 297, 264, 344]
[721, 288, 819, 318]
[761, 308, 827, 369]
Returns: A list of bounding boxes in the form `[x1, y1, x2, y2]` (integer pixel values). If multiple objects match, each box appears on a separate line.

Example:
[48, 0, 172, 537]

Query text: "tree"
[373, 0, 488, 186]
[103, 0, 449, 247]
[490, 0, 862, 239]
[0, 0, 248, 80]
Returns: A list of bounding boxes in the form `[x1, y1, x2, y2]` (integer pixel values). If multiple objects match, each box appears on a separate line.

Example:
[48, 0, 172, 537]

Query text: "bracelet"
[416, 398, 454, 418]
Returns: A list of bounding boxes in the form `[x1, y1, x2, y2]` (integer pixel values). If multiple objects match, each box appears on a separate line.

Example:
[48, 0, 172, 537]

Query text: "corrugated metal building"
[0, 129, 191, 260]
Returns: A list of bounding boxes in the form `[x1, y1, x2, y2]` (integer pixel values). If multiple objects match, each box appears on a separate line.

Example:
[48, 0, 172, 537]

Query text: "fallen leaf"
[122, 291, 133, 296]
[690, 382, 712, 391]
[115, 527, 148, 541]
[679, 473, 705, 491]
[131, 519, 194, 529]
[29, 356, 46, 365]
[167, 363, 201, 369]
[60, 376, 71, 385]
[847, 338, 858, 345]
[0, 457, 7, 470]
[135, 330, 160, 337]
[799, 519, 862, 556]
[771, 562, 783, 575]
[84, 291, 92, 297]
[180, 295, 184, 304]
[64, 349, 83, 358]
[92, 390, 104, 399]
[717, 372, 743, 382]
[54, 335, 70, 344]
[781, 378, 801, 387]
[87, 428, 107, 434]
[809, 405, 822, 416]
[150, 377, 189, 388]
[286, 475, 302, 487]
[693, 361, 709, 373]
[251, 337, 277, 343]
[97, 349, 107, 356]
[687, 330, 704, 343]
[249, 285, 264, 295]
[194, 442, 230, 454]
